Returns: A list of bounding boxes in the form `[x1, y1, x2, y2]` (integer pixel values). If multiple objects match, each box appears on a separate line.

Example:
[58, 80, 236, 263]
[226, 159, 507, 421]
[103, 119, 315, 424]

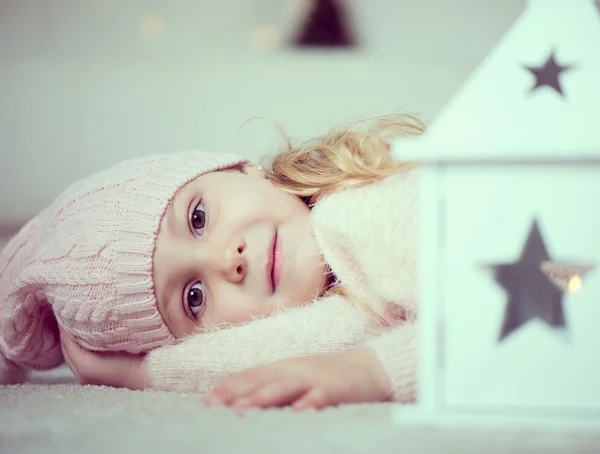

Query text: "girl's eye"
[186, 282, 206, 318]
[191, 200, 206, 235]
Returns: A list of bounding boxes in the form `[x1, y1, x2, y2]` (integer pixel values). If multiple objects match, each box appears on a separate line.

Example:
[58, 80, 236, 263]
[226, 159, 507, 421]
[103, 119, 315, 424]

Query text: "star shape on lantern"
[487, 219, 594, 342]
[523, 51, 574, 97]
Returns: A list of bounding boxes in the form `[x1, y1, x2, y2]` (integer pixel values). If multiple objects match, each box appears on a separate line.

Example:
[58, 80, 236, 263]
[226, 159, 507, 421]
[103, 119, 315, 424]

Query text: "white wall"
[0, 0, 526, 227]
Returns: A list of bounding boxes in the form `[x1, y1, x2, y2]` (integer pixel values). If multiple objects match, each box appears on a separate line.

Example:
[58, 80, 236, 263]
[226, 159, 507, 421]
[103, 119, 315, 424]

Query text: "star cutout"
[489, 219, 585, 341]
[524, 51, 574, 96]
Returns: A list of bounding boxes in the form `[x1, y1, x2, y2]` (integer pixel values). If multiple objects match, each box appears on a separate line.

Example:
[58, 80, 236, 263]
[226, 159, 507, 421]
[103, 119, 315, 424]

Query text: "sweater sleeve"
[310, 171, 419, 323]
[146, 296, 379, 393]
[310, 171, 420, 403]
[362, 321, 418, 403]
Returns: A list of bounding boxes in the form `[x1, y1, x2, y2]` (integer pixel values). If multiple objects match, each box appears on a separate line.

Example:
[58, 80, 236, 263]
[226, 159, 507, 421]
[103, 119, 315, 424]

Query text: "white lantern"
[392, 0, 600, 428]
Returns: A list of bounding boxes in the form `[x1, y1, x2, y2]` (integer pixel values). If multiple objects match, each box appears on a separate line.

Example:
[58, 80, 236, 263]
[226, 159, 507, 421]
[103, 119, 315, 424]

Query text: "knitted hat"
[0, 150, 245, 384]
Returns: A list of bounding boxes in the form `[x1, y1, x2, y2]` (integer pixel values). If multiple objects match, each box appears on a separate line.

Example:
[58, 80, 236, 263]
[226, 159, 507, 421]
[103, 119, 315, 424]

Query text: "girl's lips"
[267, 230, 277, 293]
[272, 231, 282, 291]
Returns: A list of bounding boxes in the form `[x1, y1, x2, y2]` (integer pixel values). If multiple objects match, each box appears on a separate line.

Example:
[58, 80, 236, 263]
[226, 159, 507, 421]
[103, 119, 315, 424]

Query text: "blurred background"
[0, 0, 527, 248]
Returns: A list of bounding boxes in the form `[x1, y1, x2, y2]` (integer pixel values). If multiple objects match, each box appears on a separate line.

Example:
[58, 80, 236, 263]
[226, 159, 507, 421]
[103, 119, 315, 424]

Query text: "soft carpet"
[1, 367, 599, 454]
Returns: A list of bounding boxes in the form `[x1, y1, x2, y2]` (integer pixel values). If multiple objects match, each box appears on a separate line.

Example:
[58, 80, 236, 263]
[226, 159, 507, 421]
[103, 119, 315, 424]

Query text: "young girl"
[0, 114, 424, 410]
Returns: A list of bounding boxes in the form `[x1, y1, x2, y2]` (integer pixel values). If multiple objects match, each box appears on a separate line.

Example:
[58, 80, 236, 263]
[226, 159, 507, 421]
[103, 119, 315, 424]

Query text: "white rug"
[1, 367, 599, 454]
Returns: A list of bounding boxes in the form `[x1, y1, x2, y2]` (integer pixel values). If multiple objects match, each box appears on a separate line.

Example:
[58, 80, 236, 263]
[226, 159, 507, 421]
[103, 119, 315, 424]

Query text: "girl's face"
[153, 165, 328, 337]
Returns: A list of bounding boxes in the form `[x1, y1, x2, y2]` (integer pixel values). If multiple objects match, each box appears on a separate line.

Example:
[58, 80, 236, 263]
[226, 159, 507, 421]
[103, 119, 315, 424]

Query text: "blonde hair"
[257, 113, 426, 307]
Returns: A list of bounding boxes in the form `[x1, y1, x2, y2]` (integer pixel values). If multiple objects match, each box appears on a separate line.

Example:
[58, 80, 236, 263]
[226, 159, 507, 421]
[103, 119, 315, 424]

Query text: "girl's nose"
[212, 237, 247, 283]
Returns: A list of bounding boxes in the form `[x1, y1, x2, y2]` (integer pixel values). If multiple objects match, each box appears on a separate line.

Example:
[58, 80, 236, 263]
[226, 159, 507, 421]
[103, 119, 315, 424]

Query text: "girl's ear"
[243, 164, 267, 179]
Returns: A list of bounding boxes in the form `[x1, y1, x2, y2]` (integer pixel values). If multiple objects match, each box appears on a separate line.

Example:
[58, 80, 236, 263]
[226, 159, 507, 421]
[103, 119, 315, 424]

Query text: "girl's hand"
[204, 347, 391, 411]
[59, 329, 147, 391]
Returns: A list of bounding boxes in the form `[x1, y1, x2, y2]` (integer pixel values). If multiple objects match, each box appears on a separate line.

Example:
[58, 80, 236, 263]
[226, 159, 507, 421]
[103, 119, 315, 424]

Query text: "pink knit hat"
[0, 150, 245, 384]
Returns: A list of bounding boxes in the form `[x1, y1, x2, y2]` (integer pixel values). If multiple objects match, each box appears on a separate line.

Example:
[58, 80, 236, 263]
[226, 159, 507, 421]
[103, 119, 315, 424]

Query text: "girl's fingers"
[59, 328, 145, 389]
[208, 370, 269, 405]
[205, 386, 238, 406]
[59, 330, 87, 384]
[291, 388, 330, 412]
[232, 378, 308, 409]
[60, 335, 76, 375]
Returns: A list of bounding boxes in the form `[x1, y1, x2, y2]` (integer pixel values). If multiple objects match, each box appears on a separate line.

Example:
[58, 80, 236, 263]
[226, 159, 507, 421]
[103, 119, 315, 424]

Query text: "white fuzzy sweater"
[147, 170, 419, 403]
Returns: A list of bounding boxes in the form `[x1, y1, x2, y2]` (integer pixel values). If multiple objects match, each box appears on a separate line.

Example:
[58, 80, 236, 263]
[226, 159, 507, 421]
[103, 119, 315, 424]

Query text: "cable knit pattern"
[147, 170, 420, 403]
[0, 151, 245, 384]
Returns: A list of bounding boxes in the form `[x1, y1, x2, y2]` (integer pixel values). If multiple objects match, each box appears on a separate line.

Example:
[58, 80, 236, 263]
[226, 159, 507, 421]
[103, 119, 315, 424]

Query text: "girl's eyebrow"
[157, 270, 177, 336]
[165, 188, 193, 237]
[164, 200, 178, 235]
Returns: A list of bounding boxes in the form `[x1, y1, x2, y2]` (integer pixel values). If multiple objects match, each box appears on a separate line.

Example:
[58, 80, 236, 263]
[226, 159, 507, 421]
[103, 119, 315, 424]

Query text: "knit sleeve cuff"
[363, 323, 418, 403]
[146, 343, 219, 393]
